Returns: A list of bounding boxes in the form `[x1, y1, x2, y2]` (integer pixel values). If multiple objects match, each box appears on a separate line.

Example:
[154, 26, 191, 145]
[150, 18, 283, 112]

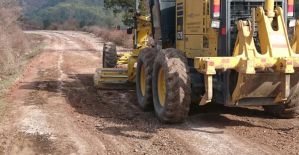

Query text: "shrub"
[0, 2, 28, 78]
[83, 26, 132, 48]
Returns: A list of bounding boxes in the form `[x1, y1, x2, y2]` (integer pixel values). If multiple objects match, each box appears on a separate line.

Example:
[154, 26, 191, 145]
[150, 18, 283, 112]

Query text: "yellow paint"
[185, 0, 203, 35]
[132, 15, 152, 56]
[140, 64, 146, 96]
[158, 67, 166, 106]
[292, 20, 299, 53]
[195, 1, 299, 105]
[127, 56, 137, 82]
[176, 0, 218, 58]
[117, 53, 132, 65]
[265, 0, 274, 16]
[256, 6, 293, 57]
[176, 0, 185, 51]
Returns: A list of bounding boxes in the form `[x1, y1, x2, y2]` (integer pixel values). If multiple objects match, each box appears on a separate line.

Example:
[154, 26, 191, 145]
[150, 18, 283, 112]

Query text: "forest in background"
[20, 0, 123, 30]
[18, 0, 299, 30]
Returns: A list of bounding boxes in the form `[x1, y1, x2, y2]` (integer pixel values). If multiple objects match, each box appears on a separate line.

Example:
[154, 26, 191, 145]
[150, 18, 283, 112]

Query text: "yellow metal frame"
[126, 15, 153, 82]
[117, 53, 132, 65]
[176, 0, 218, 58]
[132, 15, 152, 56]
[194, 1, 299, 105]
[292, 20, 299, 53]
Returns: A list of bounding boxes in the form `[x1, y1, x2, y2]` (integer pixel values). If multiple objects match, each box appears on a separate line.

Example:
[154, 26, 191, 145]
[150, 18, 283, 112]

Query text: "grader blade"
[94, 68, 134, 90]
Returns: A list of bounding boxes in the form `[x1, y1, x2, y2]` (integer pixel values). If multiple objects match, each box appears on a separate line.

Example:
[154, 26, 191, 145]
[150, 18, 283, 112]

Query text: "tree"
[104, 0, 150, 26]
[104, 0, 134, 26]
[104, 0, 134, 14]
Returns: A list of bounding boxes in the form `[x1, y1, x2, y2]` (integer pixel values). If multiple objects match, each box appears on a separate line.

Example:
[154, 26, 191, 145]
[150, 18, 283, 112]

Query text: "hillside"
[20, 0, 121, 29]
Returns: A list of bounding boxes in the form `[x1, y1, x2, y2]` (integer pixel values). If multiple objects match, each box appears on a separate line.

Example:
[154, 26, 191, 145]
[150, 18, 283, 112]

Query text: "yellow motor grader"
[94, 0, 299, 123]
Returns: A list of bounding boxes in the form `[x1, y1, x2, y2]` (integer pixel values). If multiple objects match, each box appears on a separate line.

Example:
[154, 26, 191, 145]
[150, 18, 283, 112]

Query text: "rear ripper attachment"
[195, 0, 299, 106]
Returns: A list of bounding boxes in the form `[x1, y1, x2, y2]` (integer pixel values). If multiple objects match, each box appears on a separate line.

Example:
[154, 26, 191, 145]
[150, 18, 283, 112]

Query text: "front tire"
[152, 48, 191, 123]
[103, 42, 117, 68]
[136, 48, 158, 111]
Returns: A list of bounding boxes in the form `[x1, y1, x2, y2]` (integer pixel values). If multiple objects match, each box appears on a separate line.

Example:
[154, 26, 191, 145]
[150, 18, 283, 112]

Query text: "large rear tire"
[103, 42, 117, 68]
[152, 48, 191, 123]
[136, 48, 158, 111]
[263, 79, 299, 118]
[263, 90, 299, 118]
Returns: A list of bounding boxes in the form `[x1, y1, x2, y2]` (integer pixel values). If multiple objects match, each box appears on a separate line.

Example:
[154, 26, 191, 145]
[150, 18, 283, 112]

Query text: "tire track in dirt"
[48, 31, 280, 155]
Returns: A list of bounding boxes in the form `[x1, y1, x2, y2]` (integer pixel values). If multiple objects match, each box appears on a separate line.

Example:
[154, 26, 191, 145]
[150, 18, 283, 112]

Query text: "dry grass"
[0, 1, 30, 99]
[0, 5, 28, 78]
[83, 26, 133, 48]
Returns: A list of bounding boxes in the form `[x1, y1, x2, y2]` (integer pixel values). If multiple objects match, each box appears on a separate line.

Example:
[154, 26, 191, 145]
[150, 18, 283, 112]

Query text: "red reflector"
[287, 61, 293, 65]
[208, 61, 215, 66]
[213, 5, 220, 17]
[213, 0, 220, 18]
[214, 5, 220, 12]
[221, 27, 226, 35]
[221, 59, 230, 63]
[261, 58, 266, 63]
[288, 6, 294, 12]
[288, 0, 294, 16]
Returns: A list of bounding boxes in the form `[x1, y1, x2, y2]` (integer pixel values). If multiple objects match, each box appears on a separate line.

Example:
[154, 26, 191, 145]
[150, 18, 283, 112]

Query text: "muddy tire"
[263, 83, 299, 119]
[152, 48, 191, 123]
[103, 42, 117, 68]
[263, 86, 299, 118]
[136, 48, 158, 111]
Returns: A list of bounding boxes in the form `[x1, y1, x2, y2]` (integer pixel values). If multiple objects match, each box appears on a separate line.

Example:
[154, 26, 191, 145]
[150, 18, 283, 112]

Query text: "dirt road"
[0, 31, 298, 155]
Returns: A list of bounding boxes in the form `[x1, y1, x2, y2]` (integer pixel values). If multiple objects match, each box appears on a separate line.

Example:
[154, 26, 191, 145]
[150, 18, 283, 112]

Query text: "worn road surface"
[0, 31, 298, 155]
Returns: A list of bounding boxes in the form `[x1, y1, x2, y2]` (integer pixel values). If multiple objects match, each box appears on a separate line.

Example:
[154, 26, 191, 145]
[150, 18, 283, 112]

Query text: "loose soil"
[0, 31, 298, 155]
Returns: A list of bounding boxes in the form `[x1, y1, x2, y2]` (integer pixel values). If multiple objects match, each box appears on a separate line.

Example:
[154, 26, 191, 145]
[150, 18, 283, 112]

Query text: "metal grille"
[229, 1, 283, 53]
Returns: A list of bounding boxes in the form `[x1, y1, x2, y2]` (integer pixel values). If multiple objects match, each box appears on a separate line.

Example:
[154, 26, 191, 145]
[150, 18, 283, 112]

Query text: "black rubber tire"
[136, 48, 158, 111]
[103, 42, 117, 68]
[263, 85, 299, 118]
[152, 48, 191, 123]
